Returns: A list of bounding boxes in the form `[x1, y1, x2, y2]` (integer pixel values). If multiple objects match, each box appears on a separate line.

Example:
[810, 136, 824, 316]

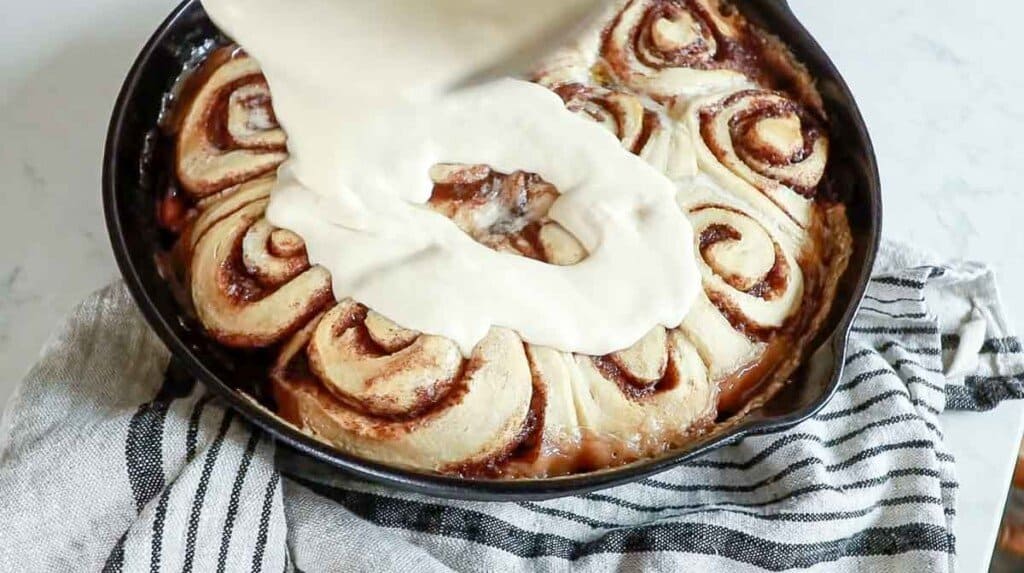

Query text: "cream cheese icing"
[199, 0, 701, 356]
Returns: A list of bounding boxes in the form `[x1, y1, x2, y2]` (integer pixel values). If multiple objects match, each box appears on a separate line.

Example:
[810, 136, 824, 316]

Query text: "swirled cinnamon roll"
[681, 202, 802, 411]
[187, 177, 333, 347]
[690, 204, 803, 337]
[673, 169, 849, 415]
[679, 89, 828, 229]
[175, 47, 287, 199]
[272, 303, 535, 473]
[599, 0, 755, 99]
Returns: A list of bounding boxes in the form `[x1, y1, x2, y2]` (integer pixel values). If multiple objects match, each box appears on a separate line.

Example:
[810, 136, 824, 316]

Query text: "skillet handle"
[161, 355, 198, 399]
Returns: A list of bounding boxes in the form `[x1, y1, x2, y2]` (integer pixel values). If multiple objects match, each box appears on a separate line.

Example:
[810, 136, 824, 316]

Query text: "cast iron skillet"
[103, 0, 881, 501]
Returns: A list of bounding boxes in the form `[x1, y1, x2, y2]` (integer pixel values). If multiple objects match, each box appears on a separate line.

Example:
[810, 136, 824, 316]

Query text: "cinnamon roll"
[599, 0, 755, 99]
[175, 47, 287, 199]
[425, 164, 573, 262]
[673, 168, 848, 414]
[272, 303, 535, 473]
[548, 83, 697, 179]
[681, 202, 803, 411]
[500, 328, 719, 476]
[187, 177, 332, 347]
[161, 0, 852, 478]
[680, 89, 828, 229]
[691, 204, 803, 337]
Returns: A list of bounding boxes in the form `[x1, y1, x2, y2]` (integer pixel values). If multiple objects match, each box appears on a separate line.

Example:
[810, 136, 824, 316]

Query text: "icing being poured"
[200, 0, 701, 356]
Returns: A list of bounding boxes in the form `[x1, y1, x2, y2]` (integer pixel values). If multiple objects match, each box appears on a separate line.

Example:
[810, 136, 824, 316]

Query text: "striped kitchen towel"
[1, 240, 1021, 572]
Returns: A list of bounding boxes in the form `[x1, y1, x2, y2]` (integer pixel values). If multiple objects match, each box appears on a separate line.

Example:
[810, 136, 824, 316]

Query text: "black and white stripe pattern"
[0, 252, 1021, 571]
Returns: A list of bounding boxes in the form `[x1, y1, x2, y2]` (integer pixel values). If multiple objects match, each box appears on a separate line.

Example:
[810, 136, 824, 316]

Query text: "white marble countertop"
[1, 0, 1021, 569]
